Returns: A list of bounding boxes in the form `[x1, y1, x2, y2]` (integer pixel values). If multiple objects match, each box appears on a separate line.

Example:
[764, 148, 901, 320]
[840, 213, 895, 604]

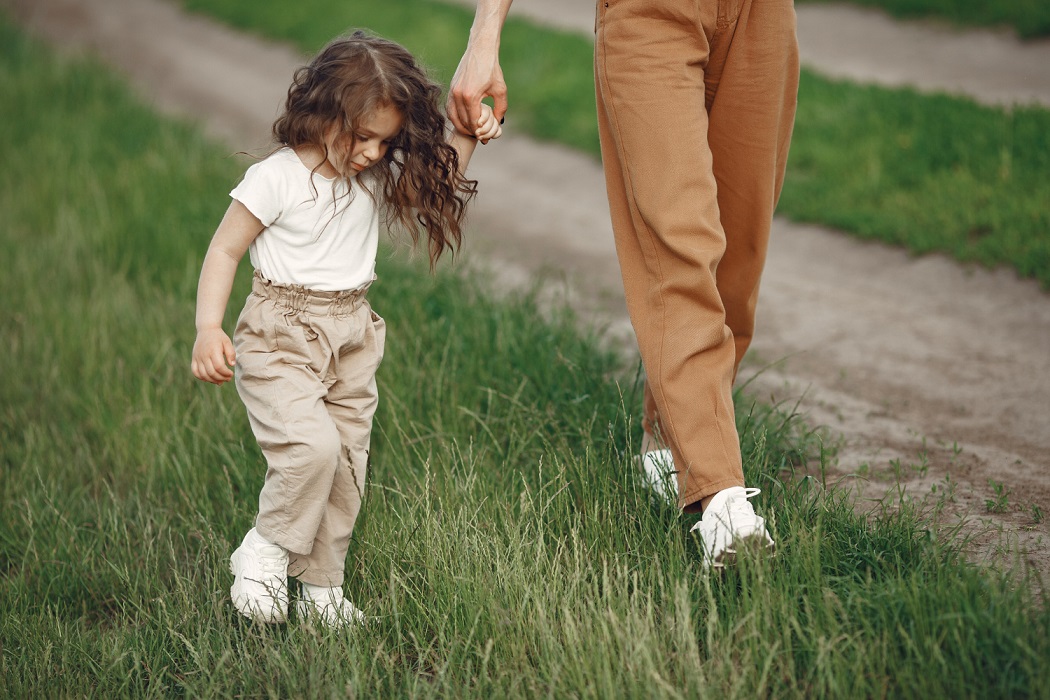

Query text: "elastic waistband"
[251, 270, 372, 317]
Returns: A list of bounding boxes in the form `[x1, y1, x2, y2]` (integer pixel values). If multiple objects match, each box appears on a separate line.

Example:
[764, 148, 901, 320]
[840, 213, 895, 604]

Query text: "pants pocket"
[368, 306, 387, 363]
[273, 321, 312, 363]
[234, 294, 276, 350]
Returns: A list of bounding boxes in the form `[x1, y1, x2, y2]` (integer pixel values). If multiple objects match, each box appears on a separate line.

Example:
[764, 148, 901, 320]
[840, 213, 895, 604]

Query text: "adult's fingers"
[448, 78, 483, 135]
[449, 95, 483, 137]
[491, 90, 509, 123]
[446, 91, 468, 134]
[464, 97, 484, 138]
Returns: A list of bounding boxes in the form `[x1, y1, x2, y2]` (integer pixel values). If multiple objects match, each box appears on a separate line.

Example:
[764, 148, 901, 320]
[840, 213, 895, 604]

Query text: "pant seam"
[598, 13, 682, 473]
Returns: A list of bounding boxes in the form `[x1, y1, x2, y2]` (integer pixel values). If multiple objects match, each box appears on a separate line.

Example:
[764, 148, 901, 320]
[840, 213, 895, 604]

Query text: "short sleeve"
[230, 157, 286, 227]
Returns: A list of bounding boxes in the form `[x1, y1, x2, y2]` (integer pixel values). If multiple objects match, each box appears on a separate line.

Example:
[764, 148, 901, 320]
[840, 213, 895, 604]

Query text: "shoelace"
[255, 545, 287, 575]
[722, 487, 762, 520]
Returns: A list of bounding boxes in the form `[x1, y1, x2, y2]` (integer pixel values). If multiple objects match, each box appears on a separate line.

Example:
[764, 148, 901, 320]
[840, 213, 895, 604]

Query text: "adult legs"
[595, 0, 798, 508]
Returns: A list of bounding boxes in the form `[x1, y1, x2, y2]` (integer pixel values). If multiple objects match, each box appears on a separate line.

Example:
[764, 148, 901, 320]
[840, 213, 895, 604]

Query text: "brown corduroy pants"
[595, 0, 800, 507]
[234, 272, 385, 587]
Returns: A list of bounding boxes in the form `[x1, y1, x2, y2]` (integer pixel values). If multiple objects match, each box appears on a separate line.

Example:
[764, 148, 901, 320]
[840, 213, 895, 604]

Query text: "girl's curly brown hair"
[273, 31, 477, 266]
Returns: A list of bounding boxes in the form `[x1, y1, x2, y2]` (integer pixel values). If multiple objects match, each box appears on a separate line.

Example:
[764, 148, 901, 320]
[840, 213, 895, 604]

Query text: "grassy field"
[800, 0, 1050, 39]
[180, 0, 1050, 289]
[3, 13, 1050, 699]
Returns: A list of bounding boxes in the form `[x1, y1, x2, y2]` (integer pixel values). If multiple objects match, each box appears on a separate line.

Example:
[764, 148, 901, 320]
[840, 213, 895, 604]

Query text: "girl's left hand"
[475, 103, 503, 145]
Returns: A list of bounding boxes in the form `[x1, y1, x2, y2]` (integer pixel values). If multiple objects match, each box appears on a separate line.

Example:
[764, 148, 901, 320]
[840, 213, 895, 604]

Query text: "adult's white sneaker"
[639, 448, 679, 504]
[297, 582, 366, 628]
[689, 487, 774, 570]
[229, 528, 289, 624]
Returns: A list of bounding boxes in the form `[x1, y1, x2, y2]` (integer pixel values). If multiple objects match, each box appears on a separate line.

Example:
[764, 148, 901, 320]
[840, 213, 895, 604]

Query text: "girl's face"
[324, 104, 404, 178]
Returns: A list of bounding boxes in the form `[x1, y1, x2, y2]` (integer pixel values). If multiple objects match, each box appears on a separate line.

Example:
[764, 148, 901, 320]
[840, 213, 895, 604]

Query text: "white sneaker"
[689, 487, 774, 570]
[229, 528, 289, 623]
[296, 582, 366, 628]
[639, 448, 679, 503]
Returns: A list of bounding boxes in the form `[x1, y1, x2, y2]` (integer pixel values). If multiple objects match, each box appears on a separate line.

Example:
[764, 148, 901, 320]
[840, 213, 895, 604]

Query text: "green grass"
[800, 0, 1050, 39]
[783, 77, 1050, 282]
[180, 0, 1050, 289]
[3, 14, 1050, 699]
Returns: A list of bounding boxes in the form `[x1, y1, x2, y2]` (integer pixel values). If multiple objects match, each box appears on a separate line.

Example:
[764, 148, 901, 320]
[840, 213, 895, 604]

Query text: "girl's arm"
[448, 102, 502, 174]
[191, 200, 264, 385]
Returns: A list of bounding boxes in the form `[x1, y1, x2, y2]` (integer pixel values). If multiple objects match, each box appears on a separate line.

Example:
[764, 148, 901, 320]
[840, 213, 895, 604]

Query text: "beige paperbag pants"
[234, 271, 385, 586]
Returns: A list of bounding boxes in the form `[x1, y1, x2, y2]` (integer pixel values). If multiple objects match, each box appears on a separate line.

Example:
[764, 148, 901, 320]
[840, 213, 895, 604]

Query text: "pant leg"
[287, 303, 386, 587]
[595, 0, 798, 507]
[234, 293, 342, 554]
[708, 0, 799, 371]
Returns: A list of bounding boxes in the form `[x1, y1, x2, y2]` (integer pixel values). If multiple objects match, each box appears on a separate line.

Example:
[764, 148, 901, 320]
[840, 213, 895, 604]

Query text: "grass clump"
[2, 14, 1049, 699]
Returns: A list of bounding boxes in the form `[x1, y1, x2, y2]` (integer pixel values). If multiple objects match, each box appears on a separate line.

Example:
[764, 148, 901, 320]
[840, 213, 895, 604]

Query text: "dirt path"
[6, 0, 1048, 573]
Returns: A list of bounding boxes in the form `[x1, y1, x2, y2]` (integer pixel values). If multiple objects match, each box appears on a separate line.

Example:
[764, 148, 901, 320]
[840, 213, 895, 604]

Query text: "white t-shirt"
[230, 148, 380, 291]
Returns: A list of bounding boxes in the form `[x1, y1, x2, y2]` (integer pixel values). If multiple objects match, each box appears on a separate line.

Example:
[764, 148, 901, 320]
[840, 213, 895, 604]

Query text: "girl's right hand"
[191, 327, 236, 385]
[475, 103, 503, 144]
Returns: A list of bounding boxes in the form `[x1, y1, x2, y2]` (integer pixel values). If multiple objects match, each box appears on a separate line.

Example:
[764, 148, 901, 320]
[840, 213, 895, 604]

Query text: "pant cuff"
[680, 476, 745, 510]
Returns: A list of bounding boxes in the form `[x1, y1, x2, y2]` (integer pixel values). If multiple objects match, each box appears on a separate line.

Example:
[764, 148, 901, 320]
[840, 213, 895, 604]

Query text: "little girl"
[191, 31, 501, 626]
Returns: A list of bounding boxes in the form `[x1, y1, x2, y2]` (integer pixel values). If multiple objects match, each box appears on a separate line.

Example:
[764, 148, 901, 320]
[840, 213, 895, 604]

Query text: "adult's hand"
[447, 0, 513, 136]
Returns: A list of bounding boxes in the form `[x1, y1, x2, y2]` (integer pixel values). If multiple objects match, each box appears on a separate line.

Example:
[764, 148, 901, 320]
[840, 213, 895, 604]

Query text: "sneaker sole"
[294, 601, 368, 629]
[707, 534, 776, 570]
